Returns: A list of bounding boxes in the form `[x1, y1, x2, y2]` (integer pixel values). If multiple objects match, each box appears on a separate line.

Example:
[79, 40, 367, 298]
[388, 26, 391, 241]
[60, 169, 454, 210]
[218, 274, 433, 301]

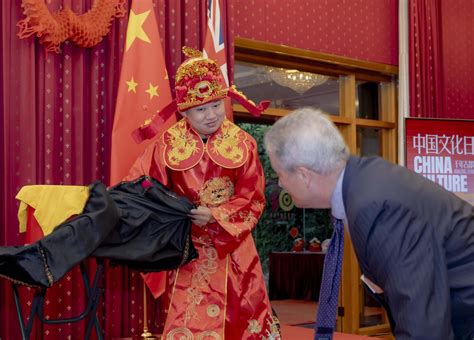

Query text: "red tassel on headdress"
[131, 100, 178, 143]
[227, 86, 270, 117]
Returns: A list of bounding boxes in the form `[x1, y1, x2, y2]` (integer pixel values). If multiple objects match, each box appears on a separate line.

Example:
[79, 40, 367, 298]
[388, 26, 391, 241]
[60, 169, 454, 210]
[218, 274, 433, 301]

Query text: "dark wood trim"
[235, 37, 398, 82]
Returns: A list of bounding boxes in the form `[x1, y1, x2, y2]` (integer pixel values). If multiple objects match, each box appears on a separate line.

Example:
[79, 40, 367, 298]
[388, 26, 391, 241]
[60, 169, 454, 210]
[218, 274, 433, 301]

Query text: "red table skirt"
[269, 251, 325, 301]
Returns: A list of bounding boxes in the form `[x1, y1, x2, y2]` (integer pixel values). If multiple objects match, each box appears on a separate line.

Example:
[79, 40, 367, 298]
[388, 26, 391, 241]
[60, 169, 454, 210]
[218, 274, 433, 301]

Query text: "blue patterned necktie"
[314, 217, 344, 340]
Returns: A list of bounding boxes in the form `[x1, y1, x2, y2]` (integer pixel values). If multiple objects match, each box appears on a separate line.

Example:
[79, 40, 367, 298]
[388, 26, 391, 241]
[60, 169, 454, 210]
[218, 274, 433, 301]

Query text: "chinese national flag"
[111, 0, 174, 298]
[203, 0, 233, 120]
[111, 0, 175, 185]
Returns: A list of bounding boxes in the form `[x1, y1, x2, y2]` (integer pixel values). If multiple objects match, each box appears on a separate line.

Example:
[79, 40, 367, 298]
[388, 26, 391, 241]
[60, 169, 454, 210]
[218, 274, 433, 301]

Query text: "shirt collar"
[330, 167, 347, 220]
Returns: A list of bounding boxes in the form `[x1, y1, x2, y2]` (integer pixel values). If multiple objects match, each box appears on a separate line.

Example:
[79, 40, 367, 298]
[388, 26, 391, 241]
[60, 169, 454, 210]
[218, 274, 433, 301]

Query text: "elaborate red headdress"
[132, 47, 269, 143]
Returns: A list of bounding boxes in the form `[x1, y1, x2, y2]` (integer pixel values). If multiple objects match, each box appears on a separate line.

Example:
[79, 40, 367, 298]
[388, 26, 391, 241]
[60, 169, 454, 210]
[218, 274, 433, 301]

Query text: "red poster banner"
[405, 118, 474, 205]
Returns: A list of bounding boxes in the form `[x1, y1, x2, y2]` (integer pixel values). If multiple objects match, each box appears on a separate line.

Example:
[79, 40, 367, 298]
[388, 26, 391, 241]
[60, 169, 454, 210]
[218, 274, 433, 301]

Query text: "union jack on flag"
[204, 0, 228, 86]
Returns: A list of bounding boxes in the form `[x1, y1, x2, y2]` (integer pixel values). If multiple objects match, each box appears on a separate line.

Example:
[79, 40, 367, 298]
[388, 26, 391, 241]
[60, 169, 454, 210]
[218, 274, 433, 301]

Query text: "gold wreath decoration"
[17, 0, 127, 53]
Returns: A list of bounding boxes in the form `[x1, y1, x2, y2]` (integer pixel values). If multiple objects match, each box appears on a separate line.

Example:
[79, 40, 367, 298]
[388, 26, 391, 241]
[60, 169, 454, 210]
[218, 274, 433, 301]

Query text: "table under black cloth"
[269, 251, 325, 301]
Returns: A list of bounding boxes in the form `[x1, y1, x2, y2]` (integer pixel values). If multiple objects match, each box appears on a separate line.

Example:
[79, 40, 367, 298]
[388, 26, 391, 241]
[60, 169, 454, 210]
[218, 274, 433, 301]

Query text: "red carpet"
[273, 300, 384, 339]
[281, 324, 381, 339]
[115, 300, 383, 339]
[272, 299, 317, 326]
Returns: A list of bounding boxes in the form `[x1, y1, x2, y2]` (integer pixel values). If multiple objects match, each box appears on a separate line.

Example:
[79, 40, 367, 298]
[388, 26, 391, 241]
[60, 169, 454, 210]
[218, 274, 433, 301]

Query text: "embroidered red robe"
[128, 119, 280, 339]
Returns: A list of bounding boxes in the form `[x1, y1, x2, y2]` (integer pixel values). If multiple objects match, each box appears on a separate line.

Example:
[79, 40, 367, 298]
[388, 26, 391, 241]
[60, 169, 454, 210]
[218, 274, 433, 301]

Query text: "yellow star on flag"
[126, 10, 151, 51]
[145, 83, 159, 99]
[126, 77, 138, 93]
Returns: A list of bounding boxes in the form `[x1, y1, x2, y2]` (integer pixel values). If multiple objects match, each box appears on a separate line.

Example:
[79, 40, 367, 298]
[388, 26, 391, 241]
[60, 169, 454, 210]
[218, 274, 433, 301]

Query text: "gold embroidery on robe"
[185, 236, 218, 323]
[166, 327, 193, 339]
[214, 206, 236, 221]
[210, 121, 244, 162]
[207, 304, 220, 317]
[207, 120, 249, 169]
[163, 119, 203, 170]
[247, 319, 262, 334]
[239, 210, 258, 227]
[213, 206, 244, 236]
[215, 207, 232, 223]
[196, 331, 221, 340]
[251, 199, 265, 213]
[162, 119, 249, 171]
[166, 328, 222, 340]
[262, 313, 282, 339]
[185, 287, 204, 322]
[198, 176, 234, 207]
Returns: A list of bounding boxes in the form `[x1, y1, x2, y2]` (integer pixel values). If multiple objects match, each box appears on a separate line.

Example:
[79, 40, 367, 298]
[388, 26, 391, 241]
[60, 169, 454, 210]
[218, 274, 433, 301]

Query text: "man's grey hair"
[264, 107, 350, 174]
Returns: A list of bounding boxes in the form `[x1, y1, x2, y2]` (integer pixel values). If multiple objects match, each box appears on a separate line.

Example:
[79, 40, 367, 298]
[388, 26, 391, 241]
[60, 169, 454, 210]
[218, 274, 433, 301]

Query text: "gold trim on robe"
[207, 120, 248, 169]
[165, 236, 228, 340]
[198, 177, 234, 208]
[162, 119, 203, 171]
[162, 119, 249, 171]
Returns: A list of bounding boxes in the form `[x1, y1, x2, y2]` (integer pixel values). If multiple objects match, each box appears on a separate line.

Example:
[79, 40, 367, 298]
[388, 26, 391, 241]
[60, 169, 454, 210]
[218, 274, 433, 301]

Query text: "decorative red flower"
[289, 226, 299, 238]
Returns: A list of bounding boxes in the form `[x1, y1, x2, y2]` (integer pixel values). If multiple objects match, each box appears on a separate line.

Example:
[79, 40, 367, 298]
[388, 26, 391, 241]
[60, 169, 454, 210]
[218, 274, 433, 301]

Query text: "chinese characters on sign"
[406, 118, 474, 205]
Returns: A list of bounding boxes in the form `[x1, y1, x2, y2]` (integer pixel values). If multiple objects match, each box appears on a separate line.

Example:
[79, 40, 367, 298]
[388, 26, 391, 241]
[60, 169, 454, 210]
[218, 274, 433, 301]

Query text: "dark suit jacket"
[343, 156, 474, 340]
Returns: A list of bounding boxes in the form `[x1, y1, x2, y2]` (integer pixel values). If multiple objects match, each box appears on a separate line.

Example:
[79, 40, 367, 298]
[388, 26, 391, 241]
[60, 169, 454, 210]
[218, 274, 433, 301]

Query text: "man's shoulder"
[346, 155, 393, 173]
[345, 156, 385, 193]
[343, 156, 413, 219]
[345, 156, 411, 187]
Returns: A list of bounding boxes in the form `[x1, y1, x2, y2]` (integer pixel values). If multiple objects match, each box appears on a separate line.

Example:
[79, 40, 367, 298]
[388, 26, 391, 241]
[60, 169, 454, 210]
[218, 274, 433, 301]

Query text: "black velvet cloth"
[0, 176, 198, 287]
[94, 176, 197, 270]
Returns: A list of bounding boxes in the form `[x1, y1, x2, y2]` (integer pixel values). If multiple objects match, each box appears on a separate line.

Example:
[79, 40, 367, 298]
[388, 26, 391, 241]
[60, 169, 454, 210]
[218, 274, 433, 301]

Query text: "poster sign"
[405, 118, 474, 205]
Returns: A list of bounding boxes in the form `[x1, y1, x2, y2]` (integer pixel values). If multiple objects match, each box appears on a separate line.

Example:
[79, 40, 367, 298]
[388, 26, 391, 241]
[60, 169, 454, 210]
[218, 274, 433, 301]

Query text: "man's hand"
[189, 206, 216, 227]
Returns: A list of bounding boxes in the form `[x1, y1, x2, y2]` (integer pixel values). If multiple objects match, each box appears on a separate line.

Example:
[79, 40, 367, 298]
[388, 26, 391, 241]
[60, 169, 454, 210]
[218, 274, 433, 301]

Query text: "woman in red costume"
[128, 48, 280, 339]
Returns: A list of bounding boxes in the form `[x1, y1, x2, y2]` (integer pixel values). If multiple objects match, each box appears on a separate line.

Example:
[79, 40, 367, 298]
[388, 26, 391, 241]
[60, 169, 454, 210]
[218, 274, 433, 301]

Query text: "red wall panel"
[441, 0, 474, 119]
[234, 0, 398, 66]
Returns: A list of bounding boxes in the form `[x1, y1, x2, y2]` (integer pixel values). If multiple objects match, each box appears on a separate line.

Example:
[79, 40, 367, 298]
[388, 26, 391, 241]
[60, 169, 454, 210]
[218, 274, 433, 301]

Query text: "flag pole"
[111, 1, 172, 336]
[141, 281, 157, 339]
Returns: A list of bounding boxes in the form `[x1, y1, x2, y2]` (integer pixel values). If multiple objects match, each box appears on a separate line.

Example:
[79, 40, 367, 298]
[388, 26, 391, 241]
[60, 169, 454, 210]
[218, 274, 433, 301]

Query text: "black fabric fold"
[92, 177, 198, 271]
[0, 176, 198, 287]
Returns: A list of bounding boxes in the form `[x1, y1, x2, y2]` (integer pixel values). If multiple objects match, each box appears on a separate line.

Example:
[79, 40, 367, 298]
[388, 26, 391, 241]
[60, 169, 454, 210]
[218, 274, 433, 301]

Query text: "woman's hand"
[189, 206, 216, 227]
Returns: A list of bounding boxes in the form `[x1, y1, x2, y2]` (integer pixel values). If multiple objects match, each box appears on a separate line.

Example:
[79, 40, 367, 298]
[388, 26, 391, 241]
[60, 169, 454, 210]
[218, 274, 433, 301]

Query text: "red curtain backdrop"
[233, 0, 398, 66]
[440, 0, 474, 119]
[0, 1, 234, 339]
[409, 0, 474, 119]
[409, 0, 446, 118]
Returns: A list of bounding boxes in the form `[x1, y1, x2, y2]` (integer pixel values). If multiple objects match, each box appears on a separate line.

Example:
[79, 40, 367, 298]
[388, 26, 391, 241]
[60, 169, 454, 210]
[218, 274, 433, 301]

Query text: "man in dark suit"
[264, 107, 474, 340]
